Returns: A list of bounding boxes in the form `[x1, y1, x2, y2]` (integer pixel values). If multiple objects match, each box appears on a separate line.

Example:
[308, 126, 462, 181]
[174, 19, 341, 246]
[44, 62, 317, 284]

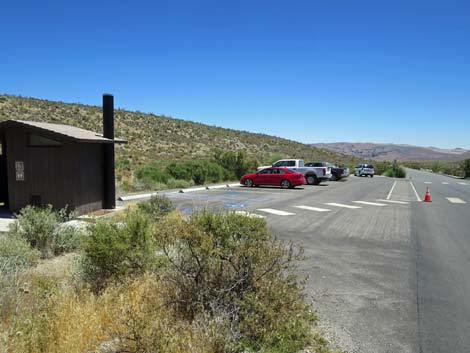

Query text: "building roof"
[0, 119, 127, 144]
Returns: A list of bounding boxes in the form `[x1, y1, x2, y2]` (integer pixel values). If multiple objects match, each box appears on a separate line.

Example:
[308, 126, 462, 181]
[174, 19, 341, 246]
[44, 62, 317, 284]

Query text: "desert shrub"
[384, 165, 407, 178]
[10, 205, 59, 259]
[135, 162, 170, 185]
[132, 178, 167, 192]
[79, 211, 157, 292]
[264, 152, 284, 166]
[461, 158, 470, 178]
[9, 205, 82, 259]
[166, 177, 195, 189]
[213, 150, 258, 179]
[374, 161, 392, 176]
[155, 211, 315, 352]
[137, 195, 174, 220]
[166, 160, 227, 185]
[54, 223, 86, 255]
[0, 234, 40, 274]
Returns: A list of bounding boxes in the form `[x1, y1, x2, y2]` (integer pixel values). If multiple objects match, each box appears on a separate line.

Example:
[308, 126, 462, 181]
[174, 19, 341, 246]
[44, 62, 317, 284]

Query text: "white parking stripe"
[410, 181, 422, 202]
[424, 182, 432, 184]
[458, 182, 469, 185]
[377, 199, 410, 204]
[446, 197, 466, 204]
[442, 182, 450, 185]
[353, 201, 387, 206]
[294, 206, 331, 212]
[257, 208, 295, 216]
[386, 181, 397, 200]
[234, 211, 265, 218]
[325, 203, 362, 209]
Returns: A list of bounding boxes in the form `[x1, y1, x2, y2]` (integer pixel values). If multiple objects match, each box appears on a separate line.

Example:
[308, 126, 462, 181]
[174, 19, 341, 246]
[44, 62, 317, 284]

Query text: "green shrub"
[385, 166, 406, 178]
[136, 162, 170, 184]
[137, 195, 174, 220]
[54, 223, 86, 255]
[9, 205, 82, 259]
[131, 178, 167, 192]
[0, 234, 40, 274]
[213, 150, 258, 179]
[374, 161, 392, 176]
[166, 160, 226, 185]
[134, 162, 172, 190]
[80, 211, 157, 292]
[166, 177, 195, 189]
[10, 205, 59, 259]
[156, 211, 315, 352]
[461, 158, 470, 178]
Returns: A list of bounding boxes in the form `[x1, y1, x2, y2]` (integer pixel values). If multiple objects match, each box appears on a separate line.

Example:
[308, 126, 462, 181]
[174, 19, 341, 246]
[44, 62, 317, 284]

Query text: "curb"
[119, 183, 241, 202]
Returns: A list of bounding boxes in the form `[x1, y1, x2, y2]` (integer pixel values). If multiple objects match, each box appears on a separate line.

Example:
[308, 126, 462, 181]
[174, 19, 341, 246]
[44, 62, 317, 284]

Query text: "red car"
[240, 167, 306, 189]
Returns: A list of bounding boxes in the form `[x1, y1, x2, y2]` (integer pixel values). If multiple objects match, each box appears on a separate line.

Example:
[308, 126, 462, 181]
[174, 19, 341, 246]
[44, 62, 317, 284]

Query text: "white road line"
[228, 183, 242, 187]
[353, 201, 387, 206]
[257, 208, 295, 216]
[458, 182, 469, 186]
[424, 182, 432, 184]
[325, 203, 362, 209]
[410, 181, 422, 202]
[234, 211, 265, 218]
[386, 181, 397, 200]
[294, 206, 331, 212]
[446, 197, 466, 204]
[442, 182, 450, 185]
[377, 199, 410, 204]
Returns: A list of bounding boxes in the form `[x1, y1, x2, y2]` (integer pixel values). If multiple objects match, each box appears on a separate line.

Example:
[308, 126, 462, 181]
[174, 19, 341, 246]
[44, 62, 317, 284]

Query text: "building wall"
[6, 126, 105, 215]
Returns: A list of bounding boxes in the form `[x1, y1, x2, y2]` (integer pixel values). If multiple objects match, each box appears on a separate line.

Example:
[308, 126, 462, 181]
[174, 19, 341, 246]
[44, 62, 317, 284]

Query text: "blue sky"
[1, 0, 469, 148]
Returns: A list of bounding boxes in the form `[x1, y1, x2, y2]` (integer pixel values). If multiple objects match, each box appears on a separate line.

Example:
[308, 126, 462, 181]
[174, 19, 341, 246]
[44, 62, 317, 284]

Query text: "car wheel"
[370, 175, 374, 178]
[306, 175, 318, 185]
[244, 178, 254, 187]
[280, 179, 291, 189]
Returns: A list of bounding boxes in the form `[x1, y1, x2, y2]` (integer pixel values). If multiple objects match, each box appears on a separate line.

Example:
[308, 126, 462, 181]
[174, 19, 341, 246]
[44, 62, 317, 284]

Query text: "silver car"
[354, 164, 375, 177]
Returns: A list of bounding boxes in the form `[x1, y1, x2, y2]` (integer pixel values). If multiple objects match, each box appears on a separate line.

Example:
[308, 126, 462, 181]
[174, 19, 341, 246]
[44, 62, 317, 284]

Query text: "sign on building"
[15, 161, 24, 181]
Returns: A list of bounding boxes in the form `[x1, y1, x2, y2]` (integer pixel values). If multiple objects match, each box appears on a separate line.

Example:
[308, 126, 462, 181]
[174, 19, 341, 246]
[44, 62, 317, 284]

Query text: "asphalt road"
[408, 169, 470, 353]
[158, 170, 469, 353]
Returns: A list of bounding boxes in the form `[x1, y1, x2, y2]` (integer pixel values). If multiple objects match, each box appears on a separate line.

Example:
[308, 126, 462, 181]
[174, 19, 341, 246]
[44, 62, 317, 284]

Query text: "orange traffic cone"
[423, 186, 432, 202]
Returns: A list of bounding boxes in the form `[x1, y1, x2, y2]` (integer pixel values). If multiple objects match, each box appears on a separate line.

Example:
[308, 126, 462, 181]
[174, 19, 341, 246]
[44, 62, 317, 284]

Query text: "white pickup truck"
[258, 159, 332, 185]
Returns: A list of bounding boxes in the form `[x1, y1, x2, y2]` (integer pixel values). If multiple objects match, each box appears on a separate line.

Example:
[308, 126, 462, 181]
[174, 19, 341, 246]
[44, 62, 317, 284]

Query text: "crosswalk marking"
[377, 199, 409, 204]
[257, 208, 295, 216]
[294, 206, 331, 212]
[353, 201, 387, 206]
[325, 203, 361, 209]
[234, 211, 264, 218]
[442, 182, 450, 185]
[446, 197, 466, 204]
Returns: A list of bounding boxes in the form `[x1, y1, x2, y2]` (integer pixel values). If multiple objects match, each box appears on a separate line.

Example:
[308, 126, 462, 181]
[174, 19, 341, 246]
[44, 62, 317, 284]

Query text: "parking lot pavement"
[163, 176, 418, 353]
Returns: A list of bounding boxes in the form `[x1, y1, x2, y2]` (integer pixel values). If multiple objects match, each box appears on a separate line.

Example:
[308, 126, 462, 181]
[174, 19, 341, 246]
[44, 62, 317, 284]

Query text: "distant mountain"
[312, 142, 470, 161]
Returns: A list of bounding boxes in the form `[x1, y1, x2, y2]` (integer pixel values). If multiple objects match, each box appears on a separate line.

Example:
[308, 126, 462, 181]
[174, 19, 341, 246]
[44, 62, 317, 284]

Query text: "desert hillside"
[0, 94, 358, 169]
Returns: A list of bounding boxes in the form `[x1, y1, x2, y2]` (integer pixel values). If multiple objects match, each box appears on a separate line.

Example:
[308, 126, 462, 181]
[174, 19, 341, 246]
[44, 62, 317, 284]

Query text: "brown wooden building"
[0, 94, 126, 215]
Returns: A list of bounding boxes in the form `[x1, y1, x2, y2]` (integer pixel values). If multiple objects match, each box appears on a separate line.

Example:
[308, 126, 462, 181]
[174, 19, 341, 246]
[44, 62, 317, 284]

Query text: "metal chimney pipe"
[103, 94, 116, 209]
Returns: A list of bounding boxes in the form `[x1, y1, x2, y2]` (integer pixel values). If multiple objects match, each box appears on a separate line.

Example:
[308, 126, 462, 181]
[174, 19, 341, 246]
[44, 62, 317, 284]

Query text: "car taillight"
[322, 168, 326, 175]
